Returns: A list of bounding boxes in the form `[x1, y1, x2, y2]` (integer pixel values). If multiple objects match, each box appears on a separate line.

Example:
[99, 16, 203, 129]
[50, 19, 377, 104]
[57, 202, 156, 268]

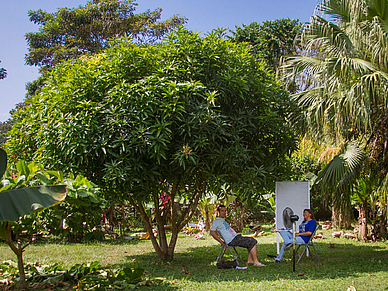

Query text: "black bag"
[216, 260, 238, 269]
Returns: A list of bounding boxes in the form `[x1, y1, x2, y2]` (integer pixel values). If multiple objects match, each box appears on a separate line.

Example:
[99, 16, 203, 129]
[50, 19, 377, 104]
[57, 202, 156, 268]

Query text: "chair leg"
[232, 247, 242, 264]
[297, 244, 320, 264]
[311, 244, 320, 262]
[217, 244, 242, 265]
[216, 244, 226, 263]
[226, 246, 241, 264]
[226, 246, 236, 260]
[297, 245, 307, 264]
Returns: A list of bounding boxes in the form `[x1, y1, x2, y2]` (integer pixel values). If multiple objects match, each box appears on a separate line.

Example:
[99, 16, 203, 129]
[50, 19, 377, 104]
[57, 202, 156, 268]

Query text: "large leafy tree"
[8, 28, 296, 260]
[230, 18, 302, 74]
[25, 0, 187, 72]
[282, 0, 388, 236]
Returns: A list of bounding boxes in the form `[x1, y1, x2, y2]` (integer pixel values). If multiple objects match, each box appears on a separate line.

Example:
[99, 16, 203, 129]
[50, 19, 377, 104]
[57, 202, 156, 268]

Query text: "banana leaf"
[0, 185, 67, 222]
[0, 148, 6, 178]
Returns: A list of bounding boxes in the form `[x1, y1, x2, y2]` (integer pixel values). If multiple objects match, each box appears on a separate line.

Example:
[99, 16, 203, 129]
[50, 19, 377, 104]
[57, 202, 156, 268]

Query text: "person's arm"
[210, 230, 225, 245]
[296, 220, 315, 237]
[295, 231, 312, 237]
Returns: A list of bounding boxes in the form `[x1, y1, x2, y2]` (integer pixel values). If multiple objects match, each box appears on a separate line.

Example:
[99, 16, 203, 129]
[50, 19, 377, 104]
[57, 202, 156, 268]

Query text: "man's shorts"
[228, 234, 257, 251]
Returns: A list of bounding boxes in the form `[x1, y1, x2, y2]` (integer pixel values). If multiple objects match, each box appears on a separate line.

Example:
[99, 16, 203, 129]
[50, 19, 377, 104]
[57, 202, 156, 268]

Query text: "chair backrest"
[297, 223, 319, 245]
[306, 224, 319, 244]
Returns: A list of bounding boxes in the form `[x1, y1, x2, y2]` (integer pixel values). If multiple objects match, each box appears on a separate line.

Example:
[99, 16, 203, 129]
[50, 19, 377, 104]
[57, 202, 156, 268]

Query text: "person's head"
[217, 205, 227, 218]
[303, 209, 316, 221]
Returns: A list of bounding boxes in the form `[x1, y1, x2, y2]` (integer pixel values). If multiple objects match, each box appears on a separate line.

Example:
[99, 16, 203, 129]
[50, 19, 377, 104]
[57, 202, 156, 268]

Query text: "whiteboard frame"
[275, 181, 310, 254]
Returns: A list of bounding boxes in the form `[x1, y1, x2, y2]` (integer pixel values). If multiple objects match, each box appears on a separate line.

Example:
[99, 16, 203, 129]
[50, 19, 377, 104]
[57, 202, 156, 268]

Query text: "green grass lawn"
[1, 227, 388, 290]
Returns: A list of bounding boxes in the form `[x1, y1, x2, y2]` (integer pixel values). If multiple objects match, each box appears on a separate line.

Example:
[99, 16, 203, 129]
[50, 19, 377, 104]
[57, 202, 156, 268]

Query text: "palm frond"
[316, 141, 365, 190]
[317, 145, 342, 164]
[376, 173, 388, 210]
[304, 15, 355, 57]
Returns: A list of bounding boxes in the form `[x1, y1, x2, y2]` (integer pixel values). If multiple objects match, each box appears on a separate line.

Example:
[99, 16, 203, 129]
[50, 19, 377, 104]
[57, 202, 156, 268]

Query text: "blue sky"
[0, 0, 318, 122]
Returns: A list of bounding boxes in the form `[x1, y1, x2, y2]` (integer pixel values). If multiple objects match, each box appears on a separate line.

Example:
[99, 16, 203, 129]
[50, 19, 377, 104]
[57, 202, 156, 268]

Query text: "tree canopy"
[8, 28, 296, 260]
[230, 18, 302, 74]
[25, 0, 187, 72]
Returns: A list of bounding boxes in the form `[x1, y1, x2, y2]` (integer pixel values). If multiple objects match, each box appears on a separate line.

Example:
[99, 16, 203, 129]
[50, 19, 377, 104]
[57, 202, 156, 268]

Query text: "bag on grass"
[216, 260, 237, 269]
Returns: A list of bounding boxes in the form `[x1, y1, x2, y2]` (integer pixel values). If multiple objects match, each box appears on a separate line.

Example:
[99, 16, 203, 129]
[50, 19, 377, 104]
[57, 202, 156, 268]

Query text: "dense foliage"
[0, 260, 164, 290]
[1, 159, 102, 241]
[25, 0, 187, 72]
[0, 121, 12, 145]
[0, 151, 102, 288]
[230, 18, 302, 74]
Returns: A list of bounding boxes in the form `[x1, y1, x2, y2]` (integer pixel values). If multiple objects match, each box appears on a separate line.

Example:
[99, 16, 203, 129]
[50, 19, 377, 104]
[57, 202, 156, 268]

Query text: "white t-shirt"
[210, 217, 237, 244]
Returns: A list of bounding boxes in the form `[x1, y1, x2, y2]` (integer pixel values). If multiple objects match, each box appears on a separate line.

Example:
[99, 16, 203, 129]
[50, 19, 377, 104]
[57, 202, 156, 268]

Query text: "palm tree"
[315, 142, 365, 229]
[282, 0, 388, 237]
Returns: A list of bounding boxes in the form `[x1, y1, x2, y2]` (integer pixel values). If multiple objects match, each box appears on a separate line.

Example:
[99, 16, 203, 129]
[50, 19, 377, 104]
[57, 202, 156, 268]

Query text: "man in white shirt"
[210, 205, 266, 267]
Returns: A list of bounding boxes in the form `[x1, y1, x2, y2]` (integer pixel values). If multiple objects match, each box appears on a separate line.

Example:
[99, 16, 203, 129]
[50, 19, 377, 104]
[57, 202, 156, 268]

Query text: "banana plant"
[0, 148, 67, 289]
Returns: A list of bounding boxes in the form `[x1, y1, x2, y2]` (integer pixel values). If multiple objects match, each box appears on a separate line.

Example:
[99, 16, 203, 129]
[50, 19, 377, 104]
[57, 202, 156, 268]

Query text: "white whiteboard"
[275, 181, 310, 253]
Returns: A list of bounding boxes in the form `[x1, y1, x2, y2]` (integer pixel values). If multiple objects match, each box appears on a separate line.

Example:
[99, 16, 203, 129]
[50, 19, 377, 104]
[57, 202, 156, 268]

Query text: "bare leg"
[247, 251, 254, 263]
[247, 245, 266, 266]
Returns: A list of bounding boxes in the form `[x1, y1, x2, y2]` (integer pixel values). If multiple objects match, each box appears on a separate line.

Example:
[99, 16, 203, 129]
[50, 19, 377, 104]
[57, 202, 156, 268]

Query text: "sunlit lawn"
[1, 226, 388, 290]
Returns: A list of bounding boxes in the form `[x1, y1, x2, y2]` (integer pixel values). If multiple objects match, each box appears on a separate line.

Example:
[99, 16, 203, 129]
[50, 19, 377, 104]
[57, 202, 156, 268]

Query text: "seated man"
[271, 208, 317, 263]
[210, 204, 266, 267]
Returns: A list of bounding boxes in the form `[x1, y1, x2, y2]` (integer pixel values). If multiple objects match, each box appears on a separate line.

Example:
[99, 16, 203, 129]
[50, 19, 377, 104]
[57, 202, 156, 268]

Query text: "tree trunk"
[5, 223, 27, 290]
[16, 242, 27, 290]
[358, 203, 367, 242]
[235, 200, 247, 232]
[204, 204, 212, 232]
[130, 197, 164, 258]
[332, 204, 351, 229]
[129, 176, 204, 261]
[340, 210, 352, 229]
[379, 209, 388, 239]
[160, 231, 179, 261]
[120, 205, 125, 236]
[109, 206, 115, 226]
[229, 199, 246, 233]
[332, 205, 339, 229]
[198, 200, 215, 232]
[129, 195, 174, 261]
